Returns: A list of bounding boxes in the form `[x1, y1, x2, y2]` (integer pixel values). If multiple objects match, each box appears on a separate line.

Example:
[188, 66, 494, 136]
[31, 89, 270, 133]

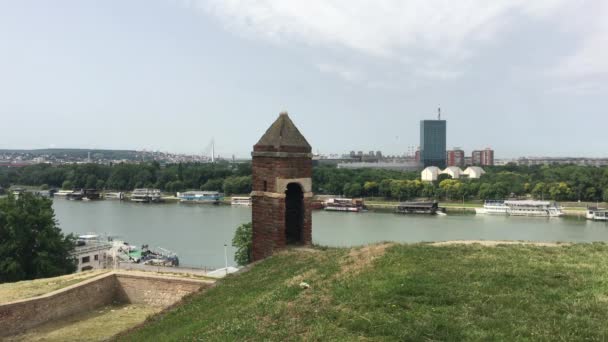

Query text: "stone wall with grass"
[0, 272, 212, 338]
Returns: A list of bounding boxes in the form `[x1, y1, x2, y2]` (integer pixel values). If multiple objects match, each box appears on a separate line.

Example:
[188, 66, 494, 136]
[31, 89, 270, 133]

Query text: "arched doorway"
[285, 183, 304, 244]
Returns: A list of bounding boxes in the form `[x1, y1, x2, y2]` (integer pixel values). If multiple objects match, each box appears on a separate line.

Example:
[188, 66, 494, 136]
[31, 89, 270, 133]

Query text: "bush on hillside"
[232, 222, 252, 266]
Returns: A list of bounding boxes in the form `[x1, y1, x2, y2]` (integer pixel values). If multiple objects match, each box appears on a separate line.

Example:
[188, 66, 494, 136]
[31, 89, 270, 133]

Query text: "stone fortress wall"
[0, 271, 212, 337]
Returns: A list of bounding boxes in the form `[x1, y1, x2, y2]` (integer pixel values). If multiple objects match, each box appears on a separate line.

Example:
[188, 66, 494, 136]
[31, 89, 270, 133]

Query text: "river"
[52, 199, 608, 268]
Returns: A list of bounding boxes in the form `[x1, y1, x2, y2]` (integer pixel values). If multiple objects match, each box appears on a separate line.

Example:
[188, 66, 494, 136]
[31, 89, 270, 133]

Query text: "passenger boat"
[177, 191, 223, 204]
[475, 200, 563, 217]
[586, 207, 608, 221]
[131, 188, 162, 203]
[395, 201, 443, 215]
[231, 196, 252, 206]
[324, 198, 366, 212]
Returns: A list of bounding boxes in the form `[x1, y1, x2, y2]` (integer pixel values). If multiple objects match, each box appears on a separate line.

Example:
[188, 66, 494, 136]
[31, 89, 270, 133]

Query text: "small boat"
[178, 191, 223, 204]
[324, 198, 366, 212]
[231, 196, 252, 206]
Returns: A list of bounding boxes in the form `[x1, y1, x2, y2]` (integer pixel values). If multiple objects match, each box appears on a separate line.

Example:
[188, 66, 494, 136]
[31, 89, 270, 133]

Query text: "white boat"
[586, 208, 608, 221]
[177, 191, 223, 204]
[131, 188, 162, 203]
[104, 192, 124, 200]
[231, 196, 252, 206]
[476, 200, 563, 217]
[324, 198, 366, 212]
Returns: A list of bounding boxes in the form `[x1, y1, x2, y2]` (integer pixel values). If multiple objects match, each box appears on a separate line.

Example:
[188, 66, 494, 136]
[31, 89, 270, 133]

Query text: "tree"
[201, 178, 224, 191]
[0, 193, 76, 283]
[363, 181, 378, 197]
[344, 183, 362, 198]
[232, 222, 252, 266]
[62, 180, 73, 190]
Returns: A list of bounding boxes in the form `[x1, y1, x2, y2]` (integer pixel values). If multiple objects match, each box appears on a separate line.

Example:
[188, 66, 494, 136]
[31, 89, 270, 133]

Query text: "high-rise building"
[446, 148, 465, 167]
[481, 148, 494, 166]
[472, 148, 494, 166]
[420, 112, 447, 168]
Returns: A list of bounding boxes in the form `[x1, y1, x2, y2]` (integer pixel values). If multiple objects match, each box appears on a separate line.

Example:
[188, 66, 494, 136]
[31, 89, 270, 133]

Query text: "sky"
[0, 0, 606, 159]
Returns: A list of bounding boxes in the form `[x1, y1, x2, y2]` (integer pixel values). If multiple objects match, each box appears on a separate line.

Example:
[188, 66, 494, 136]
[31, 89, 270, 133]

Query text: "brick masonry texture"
[252, 116, 313, 261]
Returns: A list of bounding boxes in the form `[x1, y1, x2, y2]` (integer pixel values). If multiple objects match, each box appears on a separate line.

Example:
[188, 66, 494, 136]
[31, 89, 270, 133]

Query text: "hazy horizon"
[1, 1, 607, 159]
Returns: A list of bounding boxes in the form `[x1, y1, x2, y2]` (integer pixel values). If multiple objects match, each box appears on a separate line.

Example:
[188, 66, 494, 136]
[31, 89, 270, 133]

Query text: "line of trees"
[3, 162, 608, 202]
[312, 164, 608, 202]
[0, 161, 252, 195]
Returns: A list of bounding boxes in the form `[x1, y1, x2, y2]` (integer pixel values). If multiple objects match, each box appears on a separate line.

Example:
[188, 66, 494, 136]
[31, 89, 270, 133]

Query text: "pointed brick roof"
[254, 112, 311, 152]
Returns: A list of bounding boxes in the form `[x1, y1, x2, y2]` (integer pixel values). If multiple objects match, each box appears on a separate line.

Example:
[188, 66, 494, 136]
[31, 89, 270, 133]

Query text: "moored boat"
[131, 188, 162, 203]
[103, 191, 125, 200]
[178, 191, 223, 204]
[231, 196, 252, 206]
[586, 207, 608, 221]
[476, 200, 563, 217]
[395, 201, 443, 215]
[324, 198, 366, 212]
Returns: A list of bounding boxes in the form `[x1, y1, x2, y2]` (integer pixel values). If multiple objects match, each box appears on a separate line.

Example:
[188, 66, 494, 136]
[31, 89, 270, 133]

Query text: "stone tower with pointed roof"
[251, 111, 313, 261]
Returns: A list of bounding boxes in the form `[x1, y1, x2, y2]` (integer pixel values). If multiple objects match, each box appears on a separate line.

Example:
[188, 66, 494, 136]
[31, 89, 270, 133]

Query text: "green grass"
[119, 243, 608, 341]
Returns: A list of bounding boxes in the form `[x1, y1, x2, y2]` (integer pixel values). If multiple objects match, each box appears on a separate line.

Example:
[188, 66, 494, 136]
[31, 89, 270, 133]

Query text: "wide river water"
[52, 199, 608, 268]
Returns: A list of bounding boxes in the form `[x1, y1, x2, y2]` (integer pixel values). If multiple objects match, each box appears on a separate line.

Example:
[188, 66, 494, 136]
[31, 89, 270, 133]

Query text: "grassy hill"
[119, 243, 608, 341]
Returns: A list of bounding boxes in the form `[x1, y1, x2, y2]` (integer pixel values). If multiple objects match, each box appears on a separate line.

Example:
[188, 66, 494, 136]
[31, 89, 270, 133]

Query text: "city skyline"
[1, 1, 607, 158]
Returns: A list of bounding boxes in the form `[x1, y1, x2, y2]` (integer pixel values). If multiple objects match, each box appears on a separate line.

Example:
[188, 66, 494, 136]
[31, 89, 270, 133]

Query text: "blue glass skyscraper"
[420, 118, 446, 168]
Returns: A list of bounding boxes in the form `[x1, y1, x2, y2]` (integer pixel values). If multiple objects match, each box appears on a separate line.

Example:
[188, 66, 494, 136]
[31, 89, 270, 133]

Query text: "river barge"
[395, 201, 444, 215]
[324, 198, 366, 212]
[67, 189, 101, 201]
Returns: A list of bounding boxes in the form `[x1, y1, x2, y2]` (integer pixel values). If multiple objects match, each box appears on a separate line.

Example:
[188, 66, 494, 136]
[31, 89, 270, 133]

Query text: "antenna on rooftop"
[438, 107, 441, 120]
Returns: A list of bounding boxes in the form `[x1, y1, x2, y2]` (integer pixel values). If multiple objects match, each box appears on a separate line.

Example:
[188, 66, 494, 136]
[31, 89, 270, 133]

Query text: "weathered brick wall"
[0, 273, 117, 337]
[252, 156, 312, 193]
[252, 155, 313, 261]
[115, 274, 208, 307]
[252, 195, 285, 260]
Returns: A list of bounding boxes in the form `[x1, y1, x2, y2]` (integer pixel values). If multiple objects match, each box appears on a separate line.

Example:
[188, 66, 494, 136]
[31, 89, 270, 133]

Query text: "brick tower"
[251, 112, 313, 261]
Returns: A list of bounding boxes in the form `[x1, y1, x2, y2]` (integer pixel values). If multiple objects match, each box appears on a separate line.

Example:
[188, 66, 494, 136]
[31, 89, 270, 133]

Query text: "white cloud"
[551, 2, 608, 78]
[316, 63, 363, 82]
[200, 0, 566, 57]
[187, 0, 606, 83]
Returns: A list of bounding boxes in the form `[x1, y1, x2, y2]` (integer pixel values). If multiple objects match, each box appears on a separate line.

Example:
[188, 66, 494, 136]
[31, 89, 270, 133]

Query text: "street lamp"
[224, 244, 228, 276]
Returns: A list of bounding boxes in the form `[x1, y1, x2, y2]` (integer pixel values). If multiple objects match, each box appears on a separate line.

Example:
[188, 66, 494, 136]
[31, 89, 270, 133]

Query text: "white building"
[421, 166, 441, 182]
[441, 166, 463, 179]
[463, 166, 486, 179]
